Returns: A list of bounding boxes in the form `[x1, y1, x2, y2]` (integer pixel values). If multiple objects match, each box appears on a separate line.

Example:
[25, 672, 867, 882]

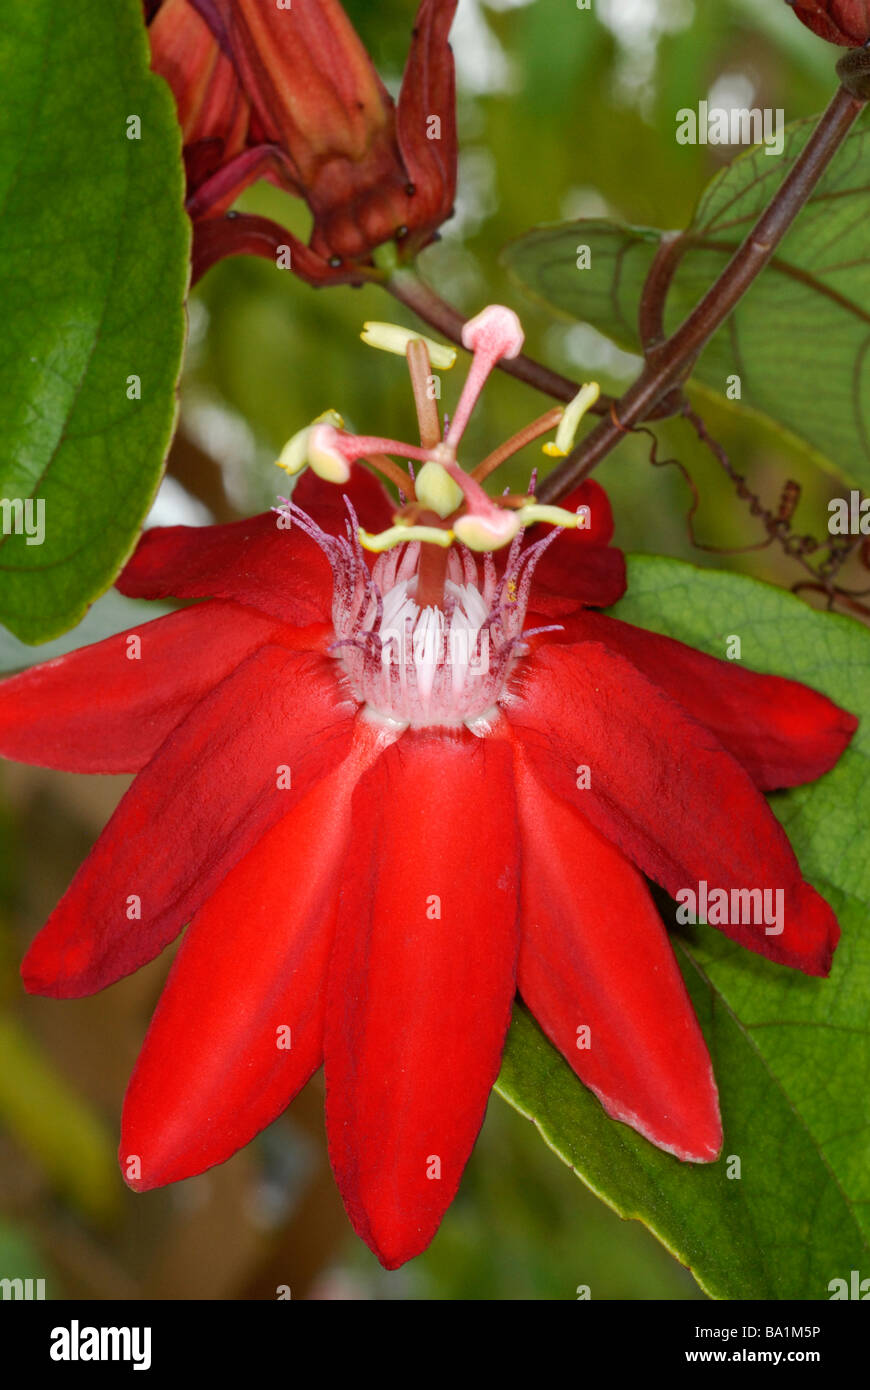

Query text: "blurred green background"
[0, 0, 856, 1299]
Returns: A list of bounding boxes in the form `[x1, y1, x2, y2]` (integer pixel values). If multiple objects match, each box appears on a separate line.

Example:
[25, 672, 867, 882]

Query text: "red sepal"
[22, 647, 355, 997]
[121, 718, 386, 1189]
[324, 729, 520, 1268]
[510, 642, 840, 976]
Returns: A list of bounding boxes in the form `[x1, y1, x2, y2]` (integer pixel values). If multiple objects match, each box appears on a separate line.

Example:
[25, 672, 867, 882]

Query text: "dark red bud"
[787, 0, 870, 47]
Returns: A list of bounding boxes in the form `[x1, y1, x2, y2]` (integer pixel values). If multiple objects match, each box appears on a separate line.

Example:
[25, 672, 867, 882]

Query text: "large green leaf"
[497, 556, 870, 1299]
[502, 116, 870, 482]
[0, 0, 189, 642]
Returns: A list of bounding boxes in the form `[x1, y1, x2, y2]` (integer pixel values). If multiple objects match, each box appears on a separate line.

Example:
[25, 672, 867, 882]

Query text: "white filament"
[374, 579, 492, 715]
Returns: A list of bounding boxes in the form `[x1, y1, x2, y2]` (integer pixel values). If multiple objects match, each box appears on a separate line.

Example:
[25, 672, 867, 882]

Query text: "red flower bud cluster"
[147, 0, 458, 286]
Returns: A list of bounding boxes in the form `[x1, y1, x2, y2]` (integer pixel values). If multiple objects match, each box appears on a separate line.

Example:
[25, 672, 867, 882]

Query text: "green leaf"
[497, 557, 870, 1299]
[502, 116, 870, 482]
[0, 0, 189, 642]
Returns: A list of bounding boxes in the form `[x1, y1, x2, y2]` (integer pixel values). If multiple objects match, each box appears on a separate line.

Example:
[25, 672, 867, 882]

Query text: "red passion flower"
[0, 309, 856, 1268]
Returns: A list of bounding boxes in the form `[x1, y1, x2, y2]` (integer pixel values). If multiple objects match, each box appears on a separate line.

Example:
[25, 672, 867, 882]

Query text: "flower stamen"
[275, 305, 599, 612]
[360, 524, 454, 552]
[360, 321, 457, 370]
[542, 382, 601, 458]
[406, 337, 442, 450]
[473, 407, 565, 482]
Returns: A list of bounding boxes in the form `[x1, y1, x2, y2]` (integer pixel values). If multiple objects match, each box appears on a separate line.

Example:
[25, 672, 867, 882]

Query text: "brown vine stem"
[385, 83, 865, 504]
[386, 266, 612, 414]
[536, 83, 865, 502]
[638, 231, 687, 354]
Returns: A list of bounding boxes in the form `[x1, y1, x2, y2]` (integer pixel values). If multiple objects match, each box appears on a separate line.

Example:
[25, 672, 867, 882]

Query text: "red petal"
[511, 737, 721, 1161]
[552, 478, 615, 546]
[527, 480, 626, 614]
[510, 643, 840, 976]
[0, 601, 313, 774]
[324, 729, 520, 1269]
[553, 611, 858, 790]
[290, 462, 395, 532]
[191, 211, 334, 284]
[187, 144, 299, 218]
[208, 0, 393, 179]
[187, 2, 231, 53]
[22, 646, 354, 998]
[396, 0, 458, 231]
[116, 465, 394, 621]
[121, 718, 386, 1190]
[150, 0, 249, 155]
[789, 1, 870, 46]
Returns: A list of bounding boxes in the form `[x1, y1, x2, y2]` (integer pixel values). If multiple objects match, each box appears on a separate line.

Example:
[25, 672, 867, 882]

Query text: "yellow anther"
[308, 422, 352, 484]
[518, 502, 590, 529]
[542, 382, 600, 457]
[453, 511, 522, 552]
[415, 461, 465, 520]
[361, 322, 457, 370]
[276, 410, 344, 477]
[359, 524, 455, 553]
